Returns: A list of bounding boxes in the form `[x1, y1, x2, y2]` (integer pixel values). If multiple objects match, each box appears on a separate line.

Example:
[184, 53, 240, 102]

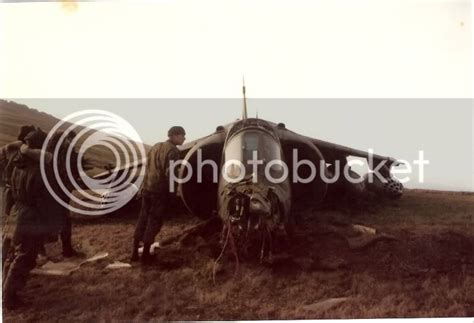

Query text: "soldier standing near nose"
[131, 126, 186, 265]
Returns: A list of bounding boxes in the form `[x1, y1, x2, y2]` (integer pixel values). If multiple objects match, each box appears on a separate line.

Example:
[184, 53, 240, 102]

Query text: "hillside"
[0, 100, 60, 146]
[0, 100, 148, 174]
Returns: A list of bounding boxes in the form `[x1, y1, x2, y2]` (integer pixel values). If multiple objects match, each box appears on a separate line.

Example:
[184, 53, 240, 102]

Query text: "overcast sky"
[0, 0, 472, 191]
[0, 0, 471, 97]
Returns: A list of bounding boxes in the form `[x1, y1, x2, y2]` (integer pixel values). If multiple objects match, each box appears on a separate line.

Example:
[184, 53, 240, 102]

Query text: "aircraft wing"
[178, 133, 217, 158]
[306, 136, 400, 168]
[93, 157, 146, 180]
[91, 132, 219, 181]
[275, 124, 399, 168]
[275, 124, 403, 206]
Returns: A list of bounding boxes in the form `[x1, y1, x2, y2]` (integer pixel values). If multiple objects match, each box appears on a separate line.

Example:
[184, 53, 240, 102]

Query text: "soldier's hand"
[20, 144, 29, 154]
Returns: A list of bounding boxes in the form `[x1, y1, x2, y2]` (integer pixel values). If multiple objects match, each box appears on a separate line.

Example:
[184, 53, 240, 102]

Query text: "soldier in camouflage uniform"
[44, 130, 81, 257]
[2, 129, 63, 309]
[131, 126, 186, 265]
[7, 129, 81, 258]
[0, 126, 36, 217]
[1, 125, 36, 268]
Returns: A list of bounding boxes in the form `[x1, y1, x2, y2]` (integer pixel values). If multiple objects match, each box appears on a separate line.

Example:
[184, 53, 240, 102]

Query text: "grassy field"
[2, 189, 473, 321]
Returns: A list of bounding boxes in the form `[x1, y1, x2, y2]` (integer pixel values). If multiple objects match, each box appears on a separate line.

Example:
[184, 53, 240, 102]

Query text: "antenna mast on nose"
[242, 76, 248, 120]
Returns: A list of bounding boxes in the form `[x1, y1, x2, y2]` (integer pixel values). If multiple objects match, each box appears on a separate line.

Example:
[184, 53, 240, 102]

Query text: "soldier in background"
[44, 130, 81, 257]
[1, 125, 36, 268]
[0, 126, 36, 217]
[9, 129, 81, 258]
[2, 128, 63, 309]
[131, 126, 186, 265]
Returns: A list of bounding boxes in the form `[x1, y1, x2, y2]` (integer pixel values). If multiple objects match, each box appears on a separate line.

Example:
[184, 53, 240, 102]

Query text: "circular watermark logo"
[40, 109, 146, 216]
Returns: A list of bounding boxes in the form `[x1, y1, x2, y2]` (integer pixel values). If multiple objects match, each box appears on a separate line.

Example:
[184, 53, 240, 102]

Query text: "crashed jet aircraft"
[95, 92, 403, 250]
[176, 106, 403, 230]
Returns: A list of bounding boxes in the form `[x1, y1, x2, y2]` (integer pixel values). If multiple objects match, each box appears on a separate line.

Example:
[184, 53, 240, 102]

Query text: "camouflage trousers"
[133, 193, 168, 245]
[3, 234, 42, 301]
[1, 185, 14, 220]
[2, 186, 15, 270]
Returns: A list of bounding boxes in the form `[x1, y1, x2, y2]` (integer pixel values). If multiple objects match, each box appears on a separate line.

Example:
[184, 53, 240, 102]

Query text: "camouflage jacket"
[5, 153, 62, 242]
[141, 140, 180, 194]
[0, 141, 22, 186]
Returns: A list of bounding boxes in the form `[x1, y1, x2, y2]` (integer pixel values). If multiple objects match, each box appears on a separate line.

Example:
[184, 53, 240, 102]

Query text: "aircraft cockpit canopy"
[224, 130, 285, 180]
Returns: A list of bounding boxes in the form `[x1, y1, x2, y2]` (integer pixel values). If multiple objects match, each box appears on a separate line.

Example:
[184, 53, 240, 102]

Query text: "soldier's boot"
[3, 295, 22, 310]
[3, 268, 26, 310]
[61, 230, 80, 258]
[141, 243, 152, 266]
[130, 240, 140, 262]
[3, 292, 26, 311]
[4, 238, 39, 309]
[62, 245, 80, 258]
[39, 243, 47, 257]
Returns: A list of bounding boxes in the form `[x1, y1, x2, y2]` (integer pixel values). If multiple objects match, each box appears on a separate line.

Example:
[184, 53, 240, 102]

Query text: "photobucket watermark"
[169, 149, 430, 192]
[40, 110, 430, 215]
[40, 110, 146, 216]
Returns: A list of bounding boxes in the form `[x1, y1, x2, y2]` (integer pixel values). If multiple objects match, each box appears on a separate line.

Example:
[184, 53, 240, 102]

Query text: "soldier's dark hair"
[17, 125, 36, 143]
[24, 128, 47, 150]
[168, 126, 186, 137]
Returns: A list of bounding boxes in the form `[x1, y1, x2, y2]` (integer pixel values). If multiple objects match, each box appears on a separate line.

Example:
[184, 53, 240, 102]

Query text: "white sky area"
[0, 0, 473, 191]
[0, 0, 471, 97]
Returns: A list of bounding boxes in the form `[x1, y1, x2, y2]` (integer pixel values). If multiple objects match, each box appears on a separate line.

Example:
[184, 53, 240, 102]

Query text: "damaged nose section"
[249, 192, 271, 216]
[228, 192, 271, 232]
[226, 187, 274, 233]
[247, 192, 272, 231]
[222, 182, 283, 263]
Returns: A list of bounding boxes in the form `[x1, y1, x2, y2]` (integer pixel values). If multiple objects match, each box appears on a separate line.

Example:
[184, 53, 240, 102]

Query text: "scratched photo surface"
[0, 0, 473, 321]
